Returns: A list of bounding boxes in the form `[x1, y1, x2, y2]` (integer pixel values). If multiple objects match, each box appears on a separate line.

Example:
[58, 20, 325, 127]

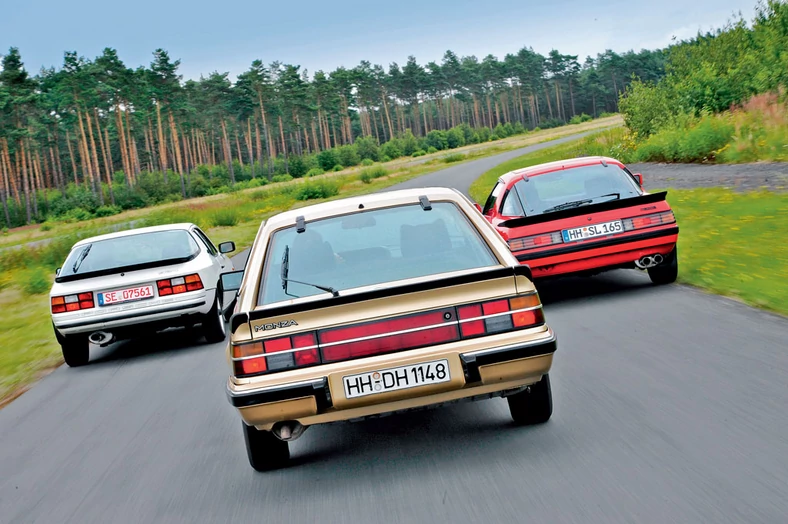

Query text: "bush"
[446, 127, 466, 149]
[271, 174, 293, 183]
[21, 267, 52, 295]
[426, 146, 438, 154]
[476, 127, 491, 142]
[294, 180, 340, 200]
[569, 113, 592, 124]
[337, 145, 361, 167]
[442, 152, 465, 163]
[425, 130, 448, 151]
[400, 130, 420, 156]
[619, 80, 677, 138]
[210, 208, 241, 227]
[598, 112, 616, 118]
[61, 207, 94, 223]
[636, 113, 735, 163]
[360, 158, 375, 166]
[287, 155, 309, 178]
[537, 118, 564, 129]
[40, 221, 54, 232]
[412, 150, 426, 157]
[332, 165, 344, 172]
[94, 205, 122, 218]
[305, 167, 325, 178]
[358, 166, 388, 184]
[317, 149, 339, 171]
[381, 140, 403, 159]
[355, 136, 380, 161]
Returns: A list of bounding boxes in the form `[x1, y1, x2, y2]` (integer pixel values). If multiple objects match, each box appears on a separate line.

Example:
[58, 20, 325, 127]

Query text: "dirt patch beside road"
[631, 162, 788, 192]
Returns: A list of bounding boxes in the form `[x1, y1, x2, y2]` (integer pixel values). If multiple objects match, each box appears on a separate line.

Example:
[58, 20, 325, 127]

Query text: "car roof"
[71, 223, 196, 248]
[498, 156, 625, 185]
[264, 187, 468, 230]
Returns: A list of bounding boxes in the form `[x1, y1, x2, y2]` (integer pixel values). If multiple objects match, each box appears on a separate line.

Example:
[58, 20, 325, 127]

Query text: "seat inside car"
[290, 229, 336, 276]
[399, 219, 452, 258]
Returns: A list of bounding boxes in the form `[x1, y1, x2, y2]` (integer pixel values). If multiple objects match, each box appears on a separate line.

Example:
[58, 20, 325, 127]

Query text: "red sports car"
[478, 156, 679, 284]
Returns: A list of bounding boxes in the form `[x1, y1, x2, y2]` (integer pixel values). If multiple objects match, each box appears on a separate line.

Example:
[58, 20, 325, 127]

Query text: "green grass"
[668, 188, 788, 315]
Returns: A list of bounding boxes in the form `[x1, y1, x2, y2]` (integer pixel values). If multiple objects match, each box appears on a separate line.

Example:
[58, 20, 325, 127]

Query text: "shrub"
[446, 127, 466, 149]
[40, 221, 54, 232]
[358, 166, 388, 184]
[619, 80, 677, 137]
[400, 130, 420, 156]
[295, 180, 340, 200]
[537, 118, 564, 129]
[271, 174, 294, 183]
[21, 267, 52, 296]
[381, 140, 403, 159]
[442, 152, 465, 163]
[381, 155, 391, 162]
[425, 130, 448, 151]
[635, 113, 735, 163]
[317, 149, 339, 171]
[337, 145, 361, 167]
[476, 127, 492, 142]
[287, 155, 309, 178]
[210, 208, 241, 227]
[360, 158, 375, 166]
[332, 165, 344, 172]
[61, 207, 94, 223]
[426, 146, 438, 154]
[490, 134, 499, 141]
[355, 136, 380, 161]
[412, 150, 426, 157]
[305, 167, 325, 178]
[94, 205, 122, 218]
[598, 112, 616, 118]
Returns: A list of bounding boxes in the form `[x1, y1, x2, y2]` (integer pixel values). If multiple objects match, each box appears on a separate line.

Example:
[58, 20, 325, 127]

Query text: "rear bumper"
[227, 329, 557, 430]
[53, 289, 216, 336]
[515, 226, 678, 278]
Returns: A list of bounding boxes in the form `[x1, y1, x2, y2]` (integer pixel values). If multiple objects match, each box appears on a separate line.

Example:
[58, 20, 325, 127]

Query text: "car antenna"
[601, 159, 608, 167]
[295, 215, 306, 233]
[419, 195, 432, 211]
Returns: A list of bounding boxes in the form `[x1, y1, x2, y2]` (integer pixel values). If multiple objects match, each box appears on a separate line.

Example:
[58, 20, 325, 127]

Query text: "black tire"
[507, 373, 553, 425]
[202, 292, 227, 344]
[648, 247, 678, 285]
[242, 422, 290, 471]
[60, 335, 90, 367]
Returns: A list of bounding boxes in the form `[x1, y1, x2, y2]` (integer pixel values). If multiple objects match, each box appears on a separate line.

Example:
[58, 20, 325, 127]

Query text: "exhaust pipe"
[271, 421, 307, 442]
[89, 331, 115, 347]
[635, 254, 664, 269]
[653, 254, 663, 265]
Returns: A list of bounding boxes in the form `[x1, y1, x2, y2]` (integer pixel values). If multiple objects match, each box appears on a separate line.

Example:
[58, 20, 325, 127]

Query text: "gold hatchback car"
[221, 187, 558, 470]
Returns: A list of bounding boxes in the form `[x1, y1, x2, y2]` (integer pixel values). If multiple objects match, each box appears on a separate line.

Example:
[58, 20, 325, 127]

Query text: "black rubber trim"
[498, 191, 668, 228]
[58, 301, 206, 329]
[515, 226, 679, 262]
[246, 266, 532, 322]
[55, 253, 199, 283]
[227, 379, 331, 409]
[461, 337, 557, 383]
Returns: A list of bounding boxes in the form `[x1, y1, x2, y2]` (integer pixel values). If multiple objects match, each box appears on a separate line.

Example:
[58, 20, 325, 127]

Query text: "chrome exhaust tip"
[271, 421, 307, 442]
[88, 331, 115, 347]
[653, 254, 664, 265]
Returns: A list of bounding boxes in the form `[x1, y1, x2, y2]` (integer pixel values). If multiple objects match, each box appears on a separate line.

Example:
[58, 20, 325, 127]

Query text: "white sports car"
[50, 223, 237, 366]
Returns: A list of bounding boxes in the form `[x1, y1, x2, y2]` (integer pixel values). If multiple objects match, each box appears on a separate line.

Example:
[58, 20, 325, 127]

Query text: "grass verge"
[469, 133, 788, 316]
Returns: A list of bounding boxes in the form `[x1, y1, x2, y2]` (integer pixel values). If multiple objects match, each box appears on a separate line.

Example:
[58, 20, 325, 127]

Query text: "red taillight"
[509, 231, 563, 251]
[157, 274, 203, 296]
[623, 211, 675, 231]
[458, 295, 543, 338]
[232, 332, 319, 377]
[51, 293, 94, 314]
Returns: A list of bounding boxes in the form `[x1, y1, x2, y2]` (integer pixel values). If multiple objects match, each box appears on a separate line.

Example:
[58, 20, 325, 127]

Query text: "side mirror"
[55, 267, 61, 276]
[221, 270, 244, 292]
[633, 173, 644, 186]
[473, 202, 483, 213]
[219, 241, 236, 254]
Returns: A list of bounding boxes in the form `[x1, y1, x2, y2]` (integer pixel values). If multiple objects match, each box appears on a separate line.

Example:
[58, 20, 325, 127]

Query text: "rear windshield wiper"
[281, 245, 340, 298]
[72, 244, 92, 274]
[593, 192, 621, 202]
[543, 199, 593, 214]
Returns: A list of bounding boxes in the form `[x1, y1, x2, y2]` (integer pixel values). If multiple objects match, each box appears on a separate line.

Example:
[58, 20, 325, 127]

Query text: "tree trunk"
[568, 80, 576, 117]
[256, 90, 275, 166]
[220, 119, 235, 183]
[543, 84, 553, 119]
[235, 129, 245, 168]
[126, 111, 140, 178]
[116, 109, 132, 184]
[26, 144, 39, 219]
[76, 109, 97, 195]
[94, 114, 115, 205]
[53, 133, 65, 190]
[156, 103, 168, 180]
[0, 147, 10, 227]
[381, 93, 394, 142]
[18, 140, 31, 224]
[84, 110, 105, 204]
[146, 118, 157, 172]
[246, 118, 254, 167]
[311, 120, 319, 157]
[167, 111, 186, 197]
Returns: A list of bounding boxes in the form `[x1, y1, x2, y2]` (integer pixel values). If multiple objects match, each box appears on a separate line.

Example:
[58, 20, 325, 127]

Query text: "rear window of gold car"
[258, 202, 498, 305]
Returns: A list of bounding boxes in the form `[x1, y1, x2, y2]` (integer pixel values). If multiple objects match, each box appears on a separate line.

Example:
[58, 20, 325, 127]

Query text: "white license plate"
[343, 359, 451, 399]
[562, 219, 623, 242]
[98, 285, 155, 306]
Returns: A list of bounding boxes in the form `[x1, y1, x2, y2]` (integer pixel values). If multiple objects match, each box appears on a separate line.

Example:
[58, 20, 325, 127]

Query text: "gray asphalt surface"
[2, 133, 788, 524]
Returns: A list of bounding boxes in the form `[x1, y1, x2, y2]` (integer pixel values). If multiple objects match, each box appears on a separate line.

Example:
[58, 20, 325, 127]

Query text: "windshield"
[57, 230, 200, 280]
[258, 202, 499, 305]
[502, 164, 641, 217]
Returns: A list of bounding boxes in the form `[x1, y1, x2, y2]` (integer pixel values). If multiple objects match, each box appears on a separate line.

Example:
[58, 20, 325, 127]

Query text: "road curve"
[2, 133, 788, 524]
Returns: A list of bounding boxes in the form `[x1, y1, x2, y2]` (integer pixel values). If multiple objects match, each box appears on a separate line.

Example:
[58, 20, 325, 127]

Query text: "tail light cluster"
[231, 294, 545, 378]
[508, 210, 676, 252]
[623, 211, 675, 231]
[51, 292, 94, 314]
[157, 274, 203, 296]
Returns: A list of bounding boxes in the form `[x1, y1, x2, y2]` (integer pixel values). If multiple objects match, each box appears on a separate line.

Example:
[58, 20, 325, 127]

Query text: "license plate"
[562, 219, 623, 242]
[343, 359, 451, 399]
[98, 285, 155, 306]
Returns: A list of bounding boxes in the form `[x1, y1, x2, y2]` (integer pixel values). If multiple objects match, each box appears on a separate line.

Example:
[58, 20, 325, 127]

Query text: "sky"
[1, 0, 757, 80]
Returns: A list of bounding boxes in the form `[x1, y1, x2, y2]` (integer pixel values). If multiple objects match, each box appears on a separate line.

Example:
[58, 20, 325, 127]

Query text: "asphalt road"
[2, 134, 788, 523]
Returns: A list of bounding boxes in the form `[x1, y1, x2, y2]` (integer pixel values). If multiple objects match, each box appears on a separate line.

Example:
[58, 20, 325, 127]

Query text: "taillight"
[623, 211, 675, 231]
[232, 332, 319, 377]
[508, 232, 563, 251]
[157, 274, 203, 296]
[51, 292, 95, 314]
[458, 294, 543, 338]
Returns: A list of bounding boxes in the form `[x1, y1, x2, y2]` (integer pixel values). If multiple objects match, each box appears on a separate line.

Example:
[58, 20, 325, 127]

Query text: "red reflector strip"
[51, 304, 66, 314]
[66, 303, 80, 312]
[319, 311, 450, 344]
[321, 325, 459, 362]
[264, 337, 292, 353]
[460, 320, 485, 337]
[482, 299, 509, 316]
[623, 211, 676, 231]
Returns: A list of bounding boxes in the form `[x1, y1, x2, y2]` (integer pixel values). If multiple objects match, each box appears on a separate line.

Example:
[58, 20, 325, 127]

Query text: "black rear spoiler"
[498, 191, 669, 229]
[230, 265, 532, 334]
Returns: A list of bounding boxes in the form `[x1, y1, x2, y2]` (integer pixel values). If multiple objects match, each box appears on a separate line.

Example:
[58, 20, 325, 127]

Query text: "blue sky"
[1, 0, 756, 80]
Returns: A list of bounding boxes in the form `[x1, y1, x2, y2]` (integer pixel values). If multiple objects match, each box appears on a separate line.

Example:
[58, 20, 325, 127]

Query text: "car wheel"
[242, 422, 290, 471]
[202, 293, 227, 344]
[507, 373, 552, 425]
[60, 335, 90, 367]
[648, 247, 678, 285]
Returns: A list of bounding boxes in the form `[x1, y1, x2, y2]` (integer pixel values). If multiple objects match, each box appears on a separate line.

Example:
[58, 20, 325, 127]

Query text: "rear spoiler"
[498, 191, 669, 229]
[230, 265, 533, 334]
